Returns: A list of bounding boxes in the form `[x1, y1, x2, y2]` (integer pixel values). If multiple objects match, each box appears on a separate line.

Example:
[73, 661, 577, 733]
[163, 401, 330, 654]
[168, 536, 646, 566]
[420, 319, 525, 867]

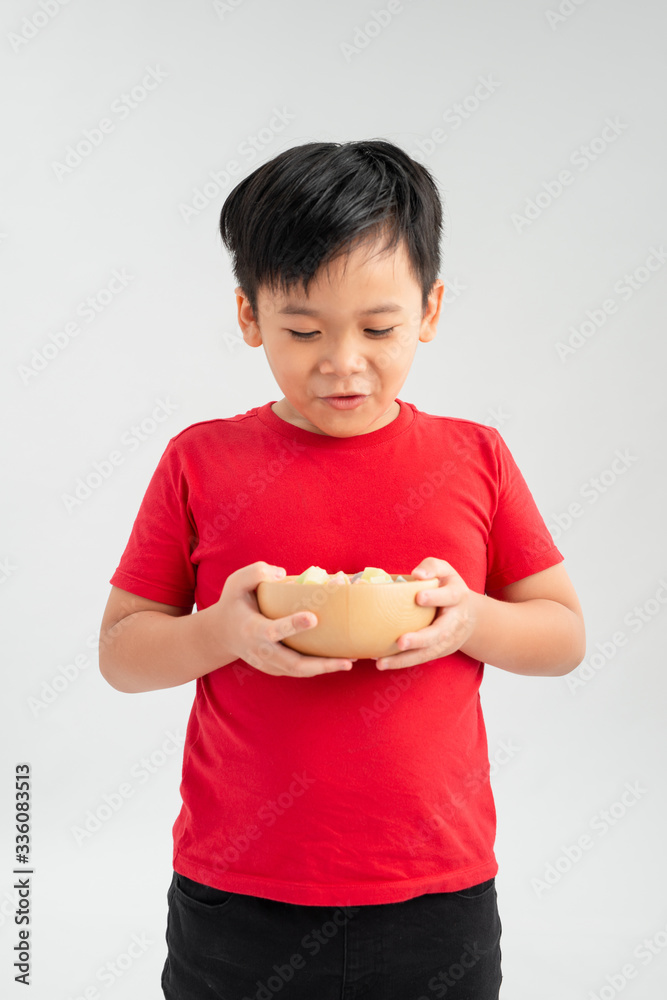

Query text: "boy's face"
[235, 237, 443, 437]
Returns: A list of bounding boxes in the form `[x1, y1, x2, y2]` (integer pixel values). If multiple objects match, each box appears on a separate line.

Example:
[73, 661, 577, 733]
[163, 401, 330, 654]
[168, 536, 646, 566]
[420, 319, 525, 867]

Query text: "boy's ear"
[235, 286, 263, 347]
[418, 279, 445, 343]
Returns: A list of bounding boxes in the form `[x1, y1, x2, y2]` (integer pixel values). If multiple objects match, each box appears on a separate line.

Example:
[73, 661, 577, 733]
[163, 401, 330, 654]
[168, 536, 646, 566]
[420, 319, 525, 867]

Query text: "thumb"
[247, 561, 287, 585]
[292, 611, 317, 630]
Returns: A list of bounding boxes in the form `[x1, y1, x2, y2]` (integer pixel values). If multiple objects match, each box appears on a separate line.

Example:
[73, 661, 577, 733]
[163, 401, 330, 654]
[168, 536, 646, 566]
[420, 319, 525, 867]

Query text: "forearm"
[459, 592, 586, 676]
[99, 606, 236, 694]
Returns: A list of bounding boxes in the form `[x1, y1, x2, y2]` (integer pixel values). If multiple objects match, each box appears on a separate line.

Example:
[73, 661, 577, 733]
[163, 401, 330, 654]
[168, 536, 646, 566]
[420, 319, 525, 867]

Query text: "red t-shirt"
[109, 398, 563, 906]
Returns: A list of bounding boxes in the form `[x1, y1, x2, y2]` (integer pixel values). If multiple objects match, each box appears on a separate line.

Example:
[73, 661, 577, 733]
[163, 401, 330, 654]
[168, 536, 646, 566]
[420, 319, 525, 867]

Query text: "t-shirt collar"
[256, 398, 414, 449]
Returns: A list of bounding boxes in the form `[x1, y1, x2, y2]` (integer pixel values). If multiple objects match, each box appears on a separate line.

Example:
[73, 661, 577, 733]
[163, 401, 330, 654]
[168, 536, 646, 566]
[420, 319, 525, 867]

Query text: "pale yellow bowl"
[255, 574, 439, 659]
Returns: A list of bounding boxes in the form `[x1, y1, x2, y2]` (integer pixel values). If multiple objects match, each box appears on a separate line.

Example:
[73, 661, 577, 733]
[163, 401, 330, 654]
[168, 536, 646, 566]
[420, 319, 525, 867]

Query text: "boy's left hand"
[376, 557, 477, 670]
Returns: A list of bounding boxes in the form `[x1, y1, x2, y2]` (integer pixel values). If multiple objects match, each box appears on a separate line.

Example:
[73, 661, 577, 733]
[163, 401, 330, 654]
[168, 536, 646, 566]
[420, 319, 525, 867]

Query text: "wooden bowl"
[255, 574, 439, 659]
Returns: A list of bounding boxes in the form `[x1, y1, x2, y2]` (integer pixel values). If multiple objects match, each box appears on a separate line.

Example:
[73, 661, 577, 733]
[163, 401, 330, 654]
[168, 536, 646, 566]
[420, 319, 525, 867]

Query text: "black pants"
[161, 871, 502, 999]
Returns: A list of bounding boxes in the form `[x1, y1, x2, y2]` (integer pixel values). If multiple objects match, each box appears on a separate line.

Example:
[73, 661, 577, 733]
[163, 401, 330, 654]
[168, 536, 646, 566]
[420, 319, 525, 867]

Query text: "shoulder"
[146, 409, 265, 483]
[167, 407, 263, 450]
[415, 408, 499, 435]
[405, 405, 514, 485]
[411, 404, 503, 449]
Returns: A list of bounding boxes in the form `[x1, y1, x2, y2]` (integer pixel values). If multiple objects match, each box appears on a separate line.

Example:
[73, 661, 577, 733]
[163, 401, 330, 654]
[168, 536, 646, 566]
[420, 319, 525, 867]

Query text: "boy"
[99, 139, 585, 999]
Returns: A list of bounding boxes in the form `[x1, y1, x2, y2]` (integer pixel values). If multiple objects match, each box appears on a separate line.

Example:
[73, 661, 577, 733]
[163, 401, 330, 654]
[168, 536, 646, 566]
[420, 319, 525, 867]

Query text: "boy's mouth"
[322, 394, 367, 410]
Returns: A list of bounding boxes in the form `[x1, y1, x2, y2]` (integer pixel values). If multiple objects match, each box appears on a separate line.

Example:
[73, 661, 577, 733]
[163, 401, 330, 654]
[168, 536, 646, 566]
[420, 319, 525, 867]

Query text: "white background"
[2, 0, 666, 997]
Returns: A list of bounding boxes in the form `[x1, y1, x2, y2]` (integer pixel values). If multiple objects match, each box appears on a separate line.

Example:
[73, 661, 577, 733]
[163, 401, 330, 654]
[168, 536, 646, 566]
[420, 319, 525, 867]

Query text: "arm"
[376, 560, 586, 677]
[459, 563, 586, 676]
[98, 587, 236, 693]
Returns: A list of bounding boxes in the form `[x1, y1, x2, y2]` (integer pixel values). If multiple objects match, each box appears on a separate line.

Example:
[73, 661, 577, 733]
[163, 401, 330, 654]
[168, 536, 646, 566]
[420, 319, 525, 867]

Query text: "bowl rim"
[260, 573, 440, 586]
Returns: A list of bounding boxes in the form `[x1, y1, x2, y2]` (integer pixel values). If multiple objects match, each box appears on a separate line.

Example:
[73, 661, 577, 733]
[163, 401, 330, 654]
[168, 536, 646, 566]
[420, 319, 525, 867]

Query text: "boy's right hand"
[204, 562, 356, 677]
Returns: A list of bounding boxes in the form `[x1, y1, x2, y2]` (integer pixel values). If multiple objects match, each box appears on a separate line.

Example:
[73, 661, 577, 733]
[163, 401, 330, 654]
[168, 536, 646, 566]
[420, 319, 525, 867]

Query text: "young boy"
[99, 139, 585, 999]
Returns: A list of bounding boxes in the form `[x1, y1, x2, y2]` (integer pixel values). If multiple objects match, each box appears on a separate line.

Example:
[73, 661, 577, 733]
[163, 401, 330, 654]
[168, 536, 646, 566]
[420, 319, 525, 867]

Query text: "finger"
[390, 609, 461, 657]
[277, 644, 356, 676]
[282, 611, 319, 639]
[238, 561, 287, 598]
[263, 614, 356, 675]
[412, 559, 456, 580]
[377, 636, 456, 670]
[395, 622, 442, 650]
[415, 583, 464, 608]
[294, 653, 356, 676]
[394, 618, 455, 655]
[249, 633, 354, 676]
[260, 611, 313, 646]
[377, 653, 430, 670]
[237, 562, 288, 608]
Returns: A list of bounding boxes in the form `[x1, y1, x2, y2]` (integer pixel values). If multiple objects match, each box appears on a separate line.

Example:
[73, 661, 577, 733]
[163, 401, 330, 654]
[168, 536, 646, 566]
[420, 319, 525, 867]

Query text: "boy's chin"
[273, 395, 399, 437]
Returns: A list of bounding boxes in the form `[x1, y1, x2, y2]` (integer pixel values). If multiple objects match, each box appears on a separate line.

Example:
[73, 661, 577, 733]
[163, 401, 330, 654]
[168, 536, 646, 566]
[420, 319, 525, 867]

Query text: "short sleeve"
[109, 439, 196, 608]
[485, 430, 564, 593]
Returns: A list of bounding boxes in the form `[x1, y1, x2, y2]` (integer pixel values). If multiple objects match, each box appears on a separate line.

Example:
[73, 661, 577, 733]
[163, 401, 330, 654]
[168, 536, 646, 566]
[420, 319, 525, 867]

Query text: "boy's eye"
[288, 327, 395, 340]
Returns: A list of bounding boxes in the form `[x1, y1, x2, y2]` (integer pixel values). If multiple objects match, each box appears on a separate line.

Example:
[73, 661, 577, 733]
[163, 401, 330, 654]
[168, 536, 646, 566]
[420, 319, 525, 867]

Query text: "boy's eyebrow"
[276, 302, 404, 317]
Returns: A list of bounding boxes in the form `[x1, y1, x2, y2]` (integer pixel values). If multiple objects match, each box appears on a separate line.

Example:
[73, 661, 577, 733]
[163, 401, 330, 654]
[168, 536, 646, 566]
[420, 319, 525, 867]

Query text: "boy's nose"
[319, 356, 366, 377]
[318, 335, 367, 375]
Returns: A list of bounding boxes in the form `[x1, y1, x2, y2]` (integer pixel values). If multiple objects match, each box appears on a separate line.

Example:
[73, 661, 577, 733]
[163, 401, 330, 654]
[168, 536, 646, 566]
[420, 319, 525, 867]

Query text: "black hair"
[218, 139, 444, 319]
